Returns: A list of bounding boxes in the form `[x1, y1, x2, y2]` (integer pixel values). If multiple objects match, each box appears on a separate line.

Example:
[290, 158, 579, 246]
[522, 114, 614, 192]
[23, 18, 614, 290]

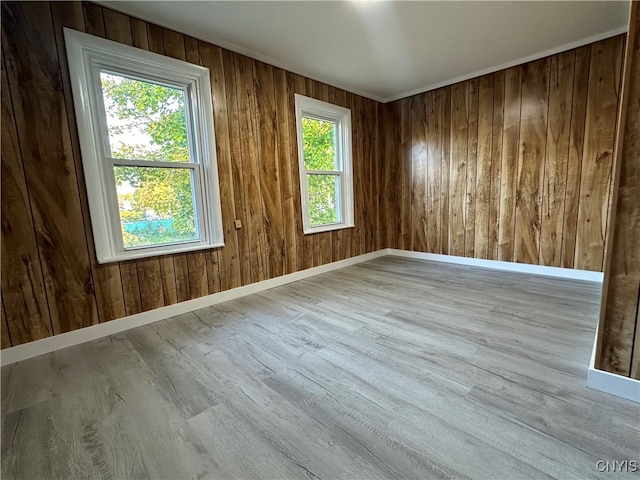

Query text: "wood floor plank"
[2, 257, 638, 480]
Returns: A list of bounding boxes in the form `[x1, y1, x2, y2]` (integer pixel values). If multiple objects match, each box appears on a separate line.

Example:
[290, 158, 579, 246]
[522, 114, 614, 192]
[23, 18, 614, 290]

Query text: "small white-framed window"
[64, 28, 224, 263]
[295, 94, 354, 234]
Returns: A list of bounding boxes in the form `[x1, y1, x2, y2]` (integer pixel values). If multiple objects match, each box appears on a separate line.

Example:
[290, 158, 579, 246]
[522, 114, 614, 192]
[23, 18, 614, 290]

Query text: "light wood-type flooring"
[2, 257, 639, 479]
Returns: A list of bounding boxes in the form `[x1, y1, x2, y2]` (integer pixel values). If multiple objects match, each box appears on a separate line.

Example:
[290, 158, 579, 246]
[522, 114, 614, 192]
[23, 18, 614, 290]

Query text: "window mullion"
[306, 170, 342, 176]
[109, 158, 198, 170]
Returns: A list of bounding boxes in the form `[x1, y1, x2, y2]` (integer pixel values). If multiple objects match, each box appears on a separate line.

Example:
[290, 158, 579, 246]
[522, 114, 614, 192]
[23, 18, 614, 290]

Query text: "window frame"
[64, 28, 224, 263]
[294, 94, 354, 235]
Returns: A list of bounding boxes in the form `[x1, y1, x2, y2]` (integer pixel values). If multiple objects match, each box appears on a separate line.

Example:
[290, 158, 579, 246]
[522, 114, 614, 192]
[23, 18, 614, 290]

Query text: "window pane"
[114, 166, 199, 248]
[302, 117, 337, 171]
[307, 174, 340, 226]
[101, 72, 190, 162]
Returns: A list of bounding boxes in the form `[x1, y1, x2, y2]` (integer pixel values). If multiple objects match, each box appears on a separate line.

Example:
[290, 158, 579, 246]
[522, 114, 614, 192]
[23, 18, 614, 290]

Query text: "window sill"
[302, 223, 355, 235]
[97, 241, 225, 264]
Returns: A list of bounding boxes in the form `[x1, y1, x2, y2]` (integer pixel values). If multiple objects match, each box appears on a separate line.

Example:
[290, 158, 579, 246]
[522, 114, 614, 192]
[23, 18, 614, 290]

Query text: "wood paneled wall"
[598, 1, 640, 379]
[0, 1, 381, 347]
[381, 36, 625, 271]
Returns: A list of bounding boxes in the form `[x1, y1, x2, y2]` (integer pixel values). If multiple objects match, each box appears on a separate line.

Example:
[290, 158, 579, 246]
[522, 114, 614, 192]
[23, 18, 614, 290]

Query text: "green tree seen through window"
[101, 73, 197, 247]
[302, 117, 340, 226]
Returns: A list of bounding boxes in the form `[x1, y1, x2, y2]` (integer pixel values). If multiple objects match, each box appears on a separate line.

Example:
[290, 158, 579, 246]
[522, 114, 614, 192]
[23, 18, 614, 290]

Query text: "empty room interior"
[2, 0, 640, 478]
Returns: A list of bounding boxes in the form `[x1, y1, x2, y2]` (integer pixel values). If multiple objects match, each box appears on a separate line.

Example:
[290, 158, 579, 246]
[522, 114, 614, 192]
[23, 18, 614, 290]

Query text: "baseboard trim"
[587, 336, 640, 403]
[386, 249, 604, 282]
[0, 250, 386, 366]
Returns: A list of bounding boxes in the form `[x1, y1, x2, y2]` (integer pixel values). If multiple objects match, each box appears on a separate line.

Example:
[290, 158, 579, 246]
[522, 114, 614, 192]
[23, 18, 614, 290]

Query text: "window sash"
[300, 116, 346, 228]
[305, 173, 342, 227]
[107, 162, 205, 252]
[94, 66, 199, 165]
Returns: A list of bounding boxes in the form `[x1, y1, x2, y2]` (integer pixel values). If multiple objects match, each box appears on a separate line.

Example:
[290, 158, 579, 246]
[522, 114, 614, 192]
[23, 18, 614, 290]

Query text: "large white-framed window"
[64, 28, 224, 263]
[295, 94, 354, 234]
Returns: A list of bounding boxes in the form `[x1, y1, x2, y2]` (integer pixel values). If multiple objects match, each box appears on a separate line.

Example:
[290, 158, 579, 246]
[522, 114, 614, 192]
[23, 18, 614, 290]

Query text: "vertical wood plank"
[130, 18, 149, 50]
[186, 254, 208, 300]
[1, 52, 53, 344]
[465, 80, 479, 258]
[450, 83, 468, 257]
[377, 102, 387, 251]
[146, 23, 164, 54]
[379, 103, 395, 249]
[120, 262, 142, 315]
[255, 62, 285, 277]
[82, 1, 105, 37]
[426, 91, 442, 254]
[410, 94, 427, 252]
[223, 50, 251, 284]
[161, 28, 184, 59]
[173, 254, 190, 303]
[498, 66, 522, 262]
[399, 97, 412, 250]
[488, 71, 505, 261]
[363, 98, 376, 253]
[600, 15, 640, 376]
[474, 75, 494, 259]
[353, 92, 367, 257]
[103, 8, 132, 45]
[159, 255, 178, 305]
[236, 55, 267, 282]
[540, 52, 575, 267]
[366, 98, 377, 252]
[275, 68, 297, 273]
[440, 88, 451, 254]
[562, 46, 591, 269]
[184, 36, 200, 63]
[575, 36, 624, 271]
[2, 1, 99, 334]
[137, 258, 164, 311]
[199, 42, 241, 291]
[514, 58, 550, 265]
[205, 250, 221, 294]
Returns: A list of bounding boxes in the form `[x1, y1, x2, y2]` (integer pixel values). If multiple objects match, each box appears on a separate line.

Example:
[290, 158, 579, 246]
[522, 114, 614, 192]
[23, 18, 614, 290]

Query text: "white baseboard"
[386, 249, 604, 282]
[0, 250, 386, 367]
[0, 248, 606, 367]
[587, 336, 640, 403]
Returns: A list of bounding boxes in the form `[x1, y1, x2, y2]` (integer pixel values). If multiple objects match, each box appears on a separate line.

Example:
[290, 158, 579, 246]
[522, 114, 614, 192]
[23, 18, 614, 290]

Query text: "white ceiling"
[100, 1, 629, 103]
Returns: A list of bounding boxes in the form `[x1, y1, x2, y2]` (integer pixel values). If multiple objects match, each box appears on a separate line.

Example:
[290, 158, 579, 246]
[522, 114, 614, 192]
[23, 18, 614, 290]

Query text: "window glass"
[301, 117, 337, 171]
[100, 72, 190, 162]
[114, 166, 198, 248]
[307, 174, 340, 226]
